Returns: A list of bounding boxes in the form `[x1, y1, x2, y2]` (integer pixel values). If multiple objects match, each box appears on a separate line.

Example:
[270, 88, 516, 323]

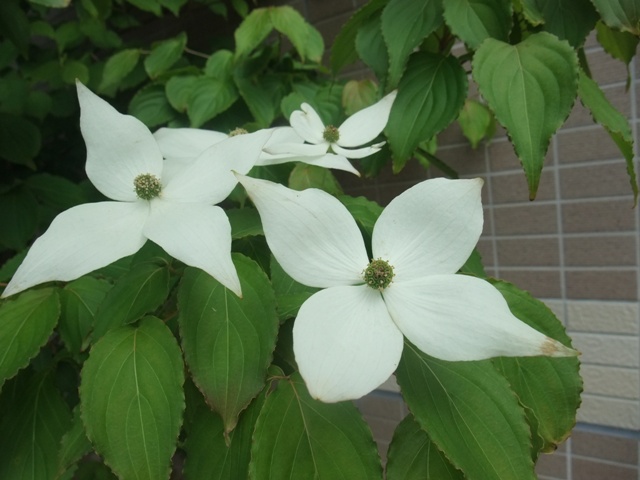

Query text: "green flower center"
[363, 258, 394, 290]
[323, 125, 339, 143]
[134, 173, 162, 200]
[229, 127, 248, 136]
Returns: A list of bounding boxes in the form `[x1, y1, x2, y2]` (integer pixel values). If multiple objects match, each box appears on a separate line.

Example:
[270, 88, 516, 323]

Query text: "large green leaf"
[129, 84, 176, 128]
[270, 6, 323, 63]
[386, 414, 463, 480]
[473, 32, 578, 199]
[99, 48, 140, 93]
[355, 15, 389, 83]
[165, 74, 197, 112]
[270, 256, 318, 321]
[234, 8, 273, 58]
[187, 76, 238, 127]
[492, 280, 582, 455]
[178, 254, 278, 434]
[520, 0, 598, 47]
[183, 386, 266, 479]
[235, 73, 283, 127]
[80, 317, 185, 480]
[91, 260, 170, 341]
[381, 0, 443, 87]
[577, 68, 637, 204]
[0, 186, 39, 249]
[443, 0, 512, 48]
[249, 373, 383, 479]
[0, 370, 72, 480]
[0, 288, 59, 388]
[396, 346, 535, 480]
[596, 20, 639, 70]
[591, 0, 640, 35]
[0, 0, 29, 55]
[386, 52, 467, 172]
[0, 113, 41, 167]
[144, 32, 187, 79]
[56, 406, 92, 479]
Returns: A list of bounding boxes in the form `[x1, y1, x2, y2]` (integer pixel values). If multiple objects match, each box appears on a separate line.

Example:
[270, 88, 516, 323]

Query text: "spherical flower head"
[363, 258, 394, 290]
[134, 173, 162, 200]
[229, 127, 248, 137]
[322, 125, 340, 143]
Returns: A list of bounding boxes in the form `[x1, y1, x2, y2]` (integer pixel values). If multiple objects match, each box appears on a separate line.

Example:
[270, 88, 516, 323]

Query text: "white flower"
[153, 126, 360, 175]
[2, 83, 271, 298]
[265, 90, 397, 159]
[235, 175, 577, 402]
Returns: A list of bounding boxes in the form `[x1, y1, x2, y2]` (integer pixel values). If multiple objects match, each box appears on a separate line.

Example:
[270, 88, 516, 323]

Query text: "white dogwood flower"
[2, 83, 271, 298]
[264, 90, 397, 159]
[236, 175, 577, 402]
[154, 126, 360, 175]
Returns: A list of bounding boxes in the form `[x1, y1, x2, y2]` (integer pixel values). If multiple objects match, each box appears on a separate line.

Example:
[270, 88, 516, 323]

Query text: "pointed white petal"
[153, 127, 227, 160]
[289, 103, 326, 144]
[383, 275, 577, 361]
[337, 90, 397, 148]
[258, 152, 360, 175]
[262, 142, 328, 157]
[162, 129, 272, 204]
[144, 201, 241, 296]
[331, 143, 382, 159]
[265, 126, 304, 146]
[236, 175, 368, 288]
[76, 82, 163, 202]
[293, 285, 403, 402]
[3, 202, 148, 297]
[372, 178, 484, 281]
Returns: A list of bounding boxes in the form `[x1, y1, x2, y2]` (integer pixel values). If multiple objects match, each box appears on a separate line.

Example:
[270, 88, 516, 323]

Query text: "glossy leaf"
[59, 276, 112, 353]
[178, 254, 279, 434]
[591, 0, 640, 35]
[129, 85, 176, 127]
[386, 414, 463, 480]
[520, 0, 598, 47]
[57, 406, 92, 479]
[355, 15, 389, 83]
[577, 68, 637, 205]
[165, 75, 197, 112]
[492, 280, 582, 454]
[144, 32, 187, 78]
[91, 260, 170, 341]
[0, 288, 59, 388]
[187, 76, 238, 127]
[270, 6, 323, 63]
[99, 48, 140, 92]
[386, 52, 467, 172]
[80, 317, 185, 480]
[234, 8, 273, 58]
[0, 370, 72, 480]
[249, 373, 383, 480]
[227, 208, 263, 239]
[443, 0, 512, 48]
[397, 345, 535, 480]
[473, 32, 578, 199]
[204, 49, 234, 78]
[235, 73, 283, 127]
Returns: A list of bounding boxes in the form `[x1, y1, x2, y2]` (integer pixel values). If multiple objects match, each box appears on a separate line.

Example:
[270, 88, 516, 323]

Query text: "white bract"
[2, 82, 271, 298]
[265, 90, 397, 160]
[154, 126, 360, 175]
[236, 175, 577, 403]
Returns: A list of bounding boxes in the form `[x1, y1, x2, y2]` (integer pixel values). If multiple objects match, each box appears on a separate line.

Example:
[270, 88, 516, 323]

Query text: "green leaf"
[443, 0, 512, 48]
[29, 0, 72, 7]
[596, 20, 639, 86]
[178, 254, 279, 434]
[473, 32, 578, 199]
[270, 6, 324, 63]
[99, 48, 140, 92]
[125, 0, 161, 15]
[386, 52, 467, 172]
[232, 236, 271, 274]
[330, 0, 388, 74]
[227, 207, 263, 239]
[0, 113, 41, 167]
[577, 68, 637, 204]
[183, 387, 266, 479]
[59, 276, 112, 354]
[0, 0, 30, 56]
[288, 164, 344, 195]
[270, 256, 318, 321]
[235, 73, 283, 127]
[25, 173, 86, 211]
[25, 90, 53, 120]
[80, 317, 184, 480]
[491, 280, 582, 455]
[520, 0, 598, 47]
[459, 248, 487, 277]
[144, 32, 187, 79]
[386, 414, 464, 480]
[61, 59, 90, 84]
[397, 346, 536, 480]
[381, 0, 443, 87]
[0, 370, 72, 480]
[591, 0, 640, 35]
[188, 76, 238, 127]
[458, 98, 496, 148]
[129, 84, 176, 127]
[234, 8, 273, 58]
[57, 406, 93, 479]
[0, 288, 59, 387]
[158, 0, 187, 16]
[337, 194, 383, 245]
[165, 75, 197, 112]
[91, 260, 170, 341]
[342, 79, 378, 116]
[0, 186, 39, 250]
[249, 373, 383, 479]
[204, 49, 235, 78]
[356, 15, 389, 83]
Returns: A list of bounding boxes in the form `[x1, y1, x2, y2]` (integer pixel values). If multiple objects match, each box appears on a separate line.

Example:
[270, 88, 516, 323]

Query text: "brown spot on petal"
[541, 337, 580, 357]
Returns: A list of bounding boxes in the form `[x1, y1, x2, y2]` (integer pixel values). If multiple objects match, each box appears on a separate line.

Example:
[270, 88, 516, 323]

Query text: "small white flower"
[153, 126, 361, 175]
[235, 174, 577, 402]
[265, 90, 397, 159]
[2, 83, 271, 298]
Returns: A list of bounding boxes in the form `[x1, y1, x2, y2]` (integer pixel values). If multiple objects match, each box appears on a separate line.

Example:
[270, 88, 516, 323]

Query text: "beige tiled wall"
[271, 0, 640, 476]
